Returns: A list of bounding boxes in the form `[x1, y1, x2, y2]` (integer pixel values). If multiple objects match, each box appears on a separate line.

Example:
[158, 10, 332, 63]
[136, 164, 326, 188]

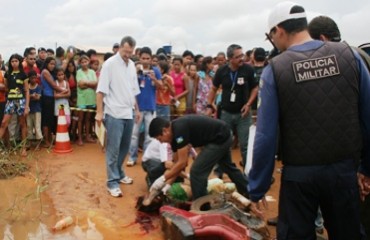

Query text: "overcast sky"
[0, 0, 369, 60]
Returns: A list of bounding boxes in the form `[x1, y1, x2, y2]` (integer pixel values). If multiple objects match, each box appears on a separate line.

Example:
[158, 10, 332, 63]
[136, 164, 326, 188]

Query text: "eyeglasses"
[29, 58, 36, 60]
[233, 54, 245, 59]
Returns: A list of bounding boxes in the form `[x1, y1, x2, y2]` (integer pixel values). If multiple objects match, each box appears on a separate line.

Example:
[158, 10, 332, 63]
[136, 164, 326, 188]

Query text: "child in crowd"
[156, 61, 175, 120]
[65, 59, 78, 140]
[76, 55, 97, 145]
[185, 62, 198, 114]
[27, 70, 43, 144]
[89, 59, 100, 78]
[0, 54, 30, 156]
[54, 68, 71, 125]
[195, 56, 215, 115]
[169, 57, 189, 119]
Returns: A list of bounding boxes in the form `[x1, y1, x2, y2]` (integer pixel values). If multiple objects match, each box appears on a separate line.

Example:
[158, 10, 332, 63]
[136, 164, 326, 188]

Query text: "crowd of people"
[1, 1, 370, 239]
[0, 34, 266, 158]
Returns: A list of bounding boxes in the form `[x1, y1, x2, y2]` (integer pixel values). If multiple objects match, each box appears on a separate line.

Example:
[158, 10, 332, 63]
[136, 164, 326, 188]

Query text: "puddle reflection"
[2, 218, 104, 240]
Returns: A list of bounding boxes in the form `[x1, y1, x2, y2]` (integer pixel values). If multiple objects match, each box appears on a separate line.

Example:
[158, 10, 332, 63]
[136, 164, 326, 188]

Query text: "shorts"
[77, 104, 96, 110]
[4, 99, 26, 116]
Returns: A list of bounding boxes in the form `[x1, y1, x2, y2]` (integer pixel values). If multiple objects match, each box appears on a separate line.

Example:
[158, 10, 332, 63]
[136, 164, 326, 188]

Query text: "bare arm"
[95, 92, 104, 125]
[205, 86, 218, 116]
[149, 71, 163, 88]
[23, 80, 30, 116]
[164, 147, 188, 181]
[54, 82, 71, 99]
[165, 75, 175, 96]
[192, 76, 199, 111]
[86, 81, 97, 89]
[42, 70, 65, 92]
[241, 85, 259, 118]
[134, 98, 141, 123]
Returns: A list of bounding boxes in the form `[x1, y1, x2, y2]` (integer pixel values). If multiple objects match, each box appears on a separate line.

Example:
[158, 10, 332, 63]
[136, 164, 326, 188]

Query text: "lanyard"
[230, 71, 237, 91]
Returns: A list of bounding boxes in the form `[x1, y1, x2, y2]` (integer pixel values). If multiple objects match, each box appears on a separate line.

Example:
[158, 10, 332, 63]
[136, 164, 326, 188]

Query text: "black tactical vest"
[271, 41, 363, 166]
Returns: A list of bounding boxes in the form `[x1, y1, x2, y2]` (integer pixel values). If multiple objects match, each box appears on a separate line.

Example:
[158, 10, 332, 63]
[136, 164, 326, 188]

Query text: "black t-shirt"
[171, 115, 231, 152]
[4, 71, 28, 99]
[213, 64, 257, 113]
[36, 59, 45, 70]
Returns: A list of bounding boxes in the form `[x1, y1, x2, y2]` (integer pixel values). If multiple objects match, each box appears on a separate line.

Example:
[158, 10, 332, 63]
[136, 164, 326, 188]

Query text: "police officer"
[148, 115, 248, 200]
[248, 2, 370, 239]
[308, 15, 370, 238]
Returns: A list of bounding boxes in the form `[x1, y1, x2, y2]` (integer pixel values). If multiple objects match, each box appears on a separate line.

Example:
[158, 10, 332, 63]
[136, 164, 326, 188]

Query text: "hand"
[358, 173, 370, 201]
[205, 107, 213, 117]
[95, 111, 103, 127]
[134, 110, 141, 124]
[150, 175, 166, 192]
[241, 104, 250, 118]
[148, 70, 155, 80]
[24, 107, 30, 116]
[164, 161, 174, 169]
[250, 197, 268, 220]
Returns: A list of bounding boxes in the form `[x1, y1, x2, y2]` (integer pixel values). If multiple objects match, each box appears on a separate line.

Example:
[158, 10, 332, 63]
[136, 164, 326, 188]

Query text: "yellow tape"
[70, 107, 96, 112]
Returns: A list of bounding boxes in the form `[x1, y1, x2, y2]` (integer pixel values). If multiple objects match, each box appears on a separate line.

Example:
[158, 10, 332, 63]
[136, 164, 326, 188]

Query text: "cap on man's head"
[254, 47, 266, 62]
[113, 43, 119, 49]
[308, 16, 341, 42]
[38, 47, 46, 53]
[268, 1, 306, 31]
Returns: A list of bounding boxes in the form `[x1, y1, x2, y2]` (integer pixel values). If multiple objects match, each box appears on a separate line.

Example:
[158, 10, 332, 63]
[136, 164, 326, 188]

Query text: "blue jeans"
[156, 104, 170, 121]
[129, 111, 155, 162]
[104, 114, 134, 189]
[220, 110, 252, 166]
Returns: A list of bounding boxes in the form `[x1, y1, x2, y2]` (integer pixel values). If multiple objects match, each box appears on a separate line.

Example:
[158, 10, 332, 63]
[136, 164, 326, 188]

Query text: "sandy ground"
[0, 143, 283, 240]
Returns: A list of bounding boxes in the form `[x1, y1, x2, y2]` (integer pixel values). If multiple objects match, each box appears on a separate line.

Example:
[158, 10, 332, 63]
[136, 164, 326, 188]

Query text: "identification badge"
[237, 77, 244, 85]
[140, 79, 145, 88]
[230, 92, 236, 102]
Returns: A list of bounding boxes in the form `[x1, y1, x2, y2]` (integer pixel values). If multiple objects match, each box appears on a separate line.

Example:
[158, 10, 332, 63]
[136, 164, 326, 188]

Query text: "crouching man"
[148, 115, 248, 200]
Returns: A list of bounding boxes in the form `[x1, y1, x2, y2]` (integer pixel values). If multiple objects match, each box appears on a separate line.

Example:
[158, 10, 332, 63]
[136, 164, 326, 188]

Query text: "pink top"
[170, 71, 185, 96]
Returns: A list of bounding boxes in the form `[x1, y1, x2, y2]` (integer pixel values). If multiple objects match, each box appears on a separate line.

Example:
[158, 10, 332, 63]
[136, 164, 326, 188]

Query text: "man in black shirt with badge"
[206, 44, 258, 169]
[148, 115, 248, 200]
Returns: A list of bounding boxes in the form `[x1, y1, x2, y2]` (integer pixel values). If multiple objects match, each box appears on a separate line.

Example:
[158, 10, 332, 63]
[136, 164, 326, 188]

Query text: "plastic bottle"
[52, 216, 74, 231]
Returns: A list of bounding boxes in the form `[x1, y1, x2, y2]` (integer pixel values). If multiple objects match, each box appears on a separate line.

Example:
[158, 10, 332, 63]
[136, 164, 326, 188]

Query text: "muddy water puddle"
[0, 178, 163, 240]
[0, 179, 106, 240]
[1, 218, 104, 240]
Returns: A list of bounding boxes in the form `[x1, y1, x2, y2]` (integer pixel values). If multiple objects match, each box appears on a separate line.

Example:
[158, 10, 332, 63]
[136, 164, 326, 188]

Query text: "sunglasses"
[268, 27, 277, 39]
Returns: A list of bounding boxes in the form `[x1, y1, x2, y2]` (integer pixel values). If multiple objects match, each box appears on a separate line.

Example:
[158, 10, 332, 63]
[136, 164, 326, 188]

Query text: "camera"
[143, 70, 151, 76]
[137, 64, 144, 75]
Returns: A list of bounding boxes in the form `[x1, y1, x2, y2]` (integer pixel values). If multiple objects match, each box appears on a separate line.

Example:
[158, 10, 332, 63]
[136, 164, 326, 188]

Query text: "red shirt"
[68, 75, 77, 90]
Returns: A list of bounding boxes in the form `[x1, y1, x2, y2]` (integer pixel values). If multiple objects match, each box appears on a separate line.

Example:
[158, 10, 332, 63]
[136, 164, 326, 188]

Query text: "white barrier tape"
[70, 107, 96, 113]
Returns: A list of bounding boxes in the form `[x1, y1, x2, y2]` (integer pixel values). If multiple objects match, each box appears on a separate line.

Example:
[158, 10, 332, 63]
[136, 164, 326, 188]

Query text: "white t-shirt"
[142, 139, 172, 163]
[96, 53, 140, 119]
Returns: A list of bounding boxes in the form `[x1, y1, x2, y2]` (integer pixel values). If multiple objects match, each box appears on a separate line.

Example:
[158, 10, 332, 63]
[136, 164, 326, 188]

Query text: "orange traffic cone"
[53, 105, 72, 154]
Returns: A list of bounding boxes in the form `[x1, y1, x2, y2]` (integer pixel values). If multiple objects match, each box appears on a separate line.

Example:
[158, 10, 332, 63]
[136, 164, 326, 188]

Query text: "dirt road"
[0, 143, 281, 239]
